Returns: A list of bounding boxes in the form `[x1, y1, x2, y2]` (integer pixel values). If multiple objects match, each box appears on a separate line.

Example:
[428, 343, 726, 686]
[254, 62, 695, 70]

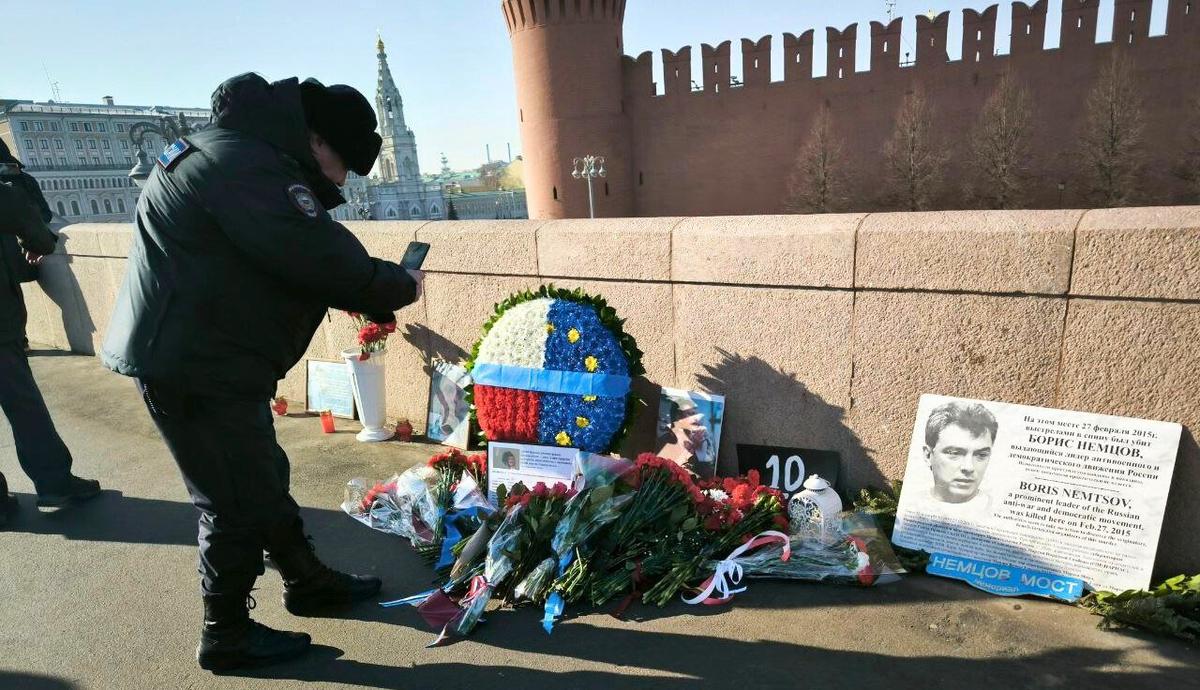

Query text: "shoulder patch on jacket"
[157, 138, 193, 171]
[286, 183, 320, 218]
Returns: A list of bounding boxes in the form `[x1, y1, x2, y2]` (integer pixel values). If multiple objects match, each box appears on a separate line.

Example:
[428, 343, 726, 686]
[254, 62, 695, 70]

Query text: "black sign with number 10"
[735, 444, 841, 499]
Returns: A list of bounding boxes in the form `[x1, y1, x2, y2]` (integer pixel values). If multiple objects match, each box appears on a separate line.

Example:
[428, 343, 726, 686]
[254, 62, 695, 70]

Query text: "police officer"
[101, 73, 421, 671]
[0, 139, 102, 530]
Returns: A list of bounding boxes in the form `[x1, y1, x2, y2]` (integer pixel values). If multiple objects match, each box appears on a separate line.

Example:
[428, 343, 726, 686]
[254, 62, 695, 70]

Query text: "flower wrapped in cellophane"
[539, 455, 636, 632]
[697, 512, 906, 597]
[642, 470, 788, 606]
[444, 481, 577, 643]
[421, 450, 492, 567]
[552, 453, 704, 609]
[341, 452, 492, 563]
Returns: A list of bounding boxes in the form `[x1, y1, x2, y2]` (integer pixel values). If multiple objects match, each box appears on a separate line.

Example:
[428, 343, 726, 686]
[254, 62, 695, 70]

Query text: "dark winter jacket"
[0, 139, 56, 344]
[101, 73, 416, 398]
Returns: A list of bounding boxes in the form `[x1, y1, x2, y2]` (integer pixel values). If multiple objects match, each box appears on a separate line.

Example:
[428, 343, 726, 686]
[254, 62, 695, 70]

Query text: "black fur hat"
[299, 79, 383, 176]
[0, 137, 23, 169]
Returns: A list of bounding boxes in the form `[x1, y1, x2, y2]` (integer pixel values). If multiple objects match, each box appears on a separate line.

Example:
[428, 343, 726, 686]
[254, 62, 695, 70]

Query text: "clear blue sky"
[0, 1, 1166, 175]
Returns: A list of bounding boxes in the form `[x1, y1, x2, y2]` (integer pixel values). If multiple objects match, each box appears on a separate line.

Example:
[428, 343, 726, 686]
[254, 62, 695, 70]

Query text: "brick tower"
[502, 0, 632, 219]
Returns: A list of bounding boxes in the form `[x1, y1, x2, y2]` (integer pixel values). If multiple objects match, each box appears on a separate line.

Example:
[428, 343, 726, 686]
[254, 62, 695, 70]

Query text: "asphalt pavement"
[1, 351, 1197, 690]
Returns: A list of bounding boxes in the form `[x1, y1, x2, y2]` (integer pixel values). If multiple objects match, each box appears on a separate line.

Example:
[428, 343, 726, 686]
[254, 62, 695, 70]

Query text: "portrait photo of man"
[923, 401, 998, 505]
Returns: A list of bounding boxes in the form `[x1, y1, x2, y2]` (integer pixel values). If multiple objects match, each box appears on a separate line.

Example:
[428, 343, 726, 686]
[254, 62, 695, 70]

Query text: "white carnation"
[475, 298, 552, 368]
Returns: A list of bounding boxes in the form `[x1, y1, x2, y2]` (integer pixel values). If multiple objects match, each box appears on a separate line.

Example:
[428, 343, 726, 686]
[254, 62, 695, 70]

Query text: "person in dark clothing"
[0, 139, 102, 530]
[101, 73, 422, 672]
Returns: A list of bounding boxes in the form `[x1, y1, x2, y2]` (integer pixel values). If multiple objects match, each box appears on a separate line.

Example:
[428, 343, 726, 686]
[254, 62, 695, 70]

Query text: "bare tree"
[1174, 95, 1200, 201]
[883, 88, 946, 211]
[967, 72, 1033, 209]
[1078, 53, 1146, 207]
[785, 106, 844, 213]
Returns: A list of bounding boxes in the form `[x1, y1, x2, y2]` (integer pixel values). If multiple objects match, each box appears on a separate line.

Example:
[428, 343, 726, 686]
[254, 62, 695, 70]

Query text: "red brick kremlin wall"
[503, 0, 1200, 219]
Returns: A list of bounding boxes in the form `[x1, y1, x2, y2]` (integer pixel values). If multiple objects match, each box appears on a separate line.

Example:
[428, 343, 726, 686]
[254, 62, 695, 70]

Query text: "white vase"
[342, 348, 392, 442]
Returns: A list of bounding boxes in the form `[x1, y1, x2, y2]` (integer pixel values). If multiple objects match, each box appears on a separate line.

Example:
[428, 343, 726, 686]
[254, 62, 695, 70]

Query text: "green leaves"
[589, 483, 615, 506]
[1081, 573, 1200, 643]
[495, 483, 509, 507]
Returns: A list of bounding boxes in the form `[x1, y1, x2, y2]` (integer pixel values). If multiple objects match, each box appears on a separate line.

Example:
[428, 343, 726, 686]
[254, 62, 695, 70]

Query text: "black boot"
[0, 473, 16, 530]
[36, 475, 102, 508]
[269, 533, 382, 617]
[196, 593, 311, 672]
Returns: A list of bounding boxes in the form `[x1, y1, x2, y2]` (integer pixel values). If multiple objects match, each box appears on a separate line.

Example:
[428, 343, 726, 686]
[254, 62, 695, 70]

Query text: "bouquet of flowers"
[343, 468, 438, 545]
[342, 453, 492, 562]
[346, 311, 396, 360]
[642, 470, 788, 606]
[426, 448, 487, 485]
[445, 481, 577, 642]
[552, 453, 703, 608]
[539, 455, 636, 631]
[702, 513, 906, 591]
[420, 449, 492, 566]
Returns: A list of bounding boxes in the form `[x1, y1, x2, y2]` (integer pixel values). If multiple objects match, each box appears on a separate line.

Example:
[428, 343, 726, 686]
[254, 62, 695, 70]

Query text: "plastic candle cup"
[320, 410, 335, 433]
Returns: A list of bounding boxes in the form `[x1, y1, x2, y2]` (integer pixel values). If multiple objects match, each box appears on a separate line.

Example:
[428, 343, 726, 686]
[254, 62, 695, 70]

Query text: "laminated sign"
[892, 394, 1181, 597]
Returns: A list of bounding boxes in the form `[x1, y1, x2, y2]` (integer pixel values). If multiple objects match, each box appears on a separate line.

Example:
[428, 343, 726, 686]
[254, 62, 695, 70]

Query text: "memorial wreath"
[465, 285, 645, 455]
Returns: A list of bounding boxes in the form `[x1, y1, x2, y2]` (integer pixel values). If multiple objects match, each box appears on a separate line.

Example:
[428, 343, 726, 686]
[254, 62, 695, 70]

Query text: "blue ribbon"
[435, 506, 491, 571]
[542, 592, 565, 634]
[471, 362, 630, 397]
[541, 550, 577, 634]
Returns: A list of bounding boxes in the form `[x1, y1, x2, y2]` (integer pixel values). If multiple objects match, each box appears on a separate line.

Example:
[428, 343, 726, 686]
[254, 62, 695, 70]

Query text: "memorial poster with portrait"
[893, 394, 1181, 594]
[486, 442, 582, 504]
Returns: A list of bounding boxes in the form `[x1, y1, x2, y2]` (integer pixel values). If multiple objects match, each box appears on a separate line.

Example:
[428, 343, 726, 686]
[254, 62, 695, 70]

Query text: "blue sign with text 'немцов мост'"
[926, 553, 1085, 602]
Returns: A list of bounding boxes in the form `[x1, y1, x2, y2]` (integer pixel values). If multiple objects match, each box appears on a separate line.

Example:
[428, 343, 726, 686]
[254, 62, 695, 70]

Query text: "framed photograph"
[305, 359, 357, 419]
[655, 387, 725, 479]
[426, 360, 472, 449]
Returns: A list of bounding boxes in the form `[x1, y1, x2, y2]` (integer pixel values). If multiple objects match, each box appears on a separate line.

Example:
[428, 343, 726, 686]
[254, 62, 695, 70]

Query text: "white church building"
[330, 37, 445, 222]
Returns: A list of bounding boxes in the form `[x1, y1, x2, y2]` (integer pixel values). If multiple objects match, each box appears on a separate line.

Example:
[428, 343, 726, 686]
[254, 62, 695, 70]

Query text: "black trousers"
[139, 381, 304, 597]
[0, 339, 73, 494]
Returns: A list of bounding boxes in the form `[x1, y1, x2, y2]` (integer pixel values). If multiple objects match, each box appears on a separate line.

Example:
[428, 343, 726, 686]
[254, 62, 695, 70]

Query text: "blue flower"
[537, 392, 625, 453]
[543, 301, 629, 376]
[536, 300, 631, 452]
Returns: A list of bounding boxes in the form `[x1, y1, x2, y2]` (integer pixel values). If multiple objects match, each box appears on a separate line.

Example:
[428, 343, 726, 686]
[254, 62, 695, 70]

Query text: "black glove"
[0, 181, 57, 256]
[364, 312, 396, 325]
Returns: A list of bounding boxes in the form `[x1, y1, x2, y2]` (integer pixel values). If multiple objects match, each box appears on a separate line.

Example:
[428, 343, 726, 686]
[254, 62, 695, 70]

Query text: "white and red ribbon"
[682, 530, 791, 606]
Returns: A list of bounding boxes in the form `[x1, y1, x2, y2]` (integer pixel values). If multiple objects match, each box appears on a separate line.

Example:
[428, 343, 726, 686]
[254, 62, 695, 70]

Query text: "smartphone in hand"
[401, 241, 430, 270]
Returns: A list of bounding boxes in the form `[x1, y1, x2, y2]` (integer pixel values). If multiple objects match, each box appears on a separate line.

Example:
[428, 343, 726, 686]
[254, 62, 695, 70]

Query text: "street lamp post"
[348, 189, 371, 220]
[126, 112, 208, 187]
[571, 154, 605, 219]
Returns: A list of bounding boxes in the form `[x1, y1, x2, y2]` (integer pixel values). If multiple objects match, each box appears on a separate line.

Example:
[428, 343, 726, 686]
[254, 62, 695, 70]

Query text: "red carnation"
[857, 562, 877, 586]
